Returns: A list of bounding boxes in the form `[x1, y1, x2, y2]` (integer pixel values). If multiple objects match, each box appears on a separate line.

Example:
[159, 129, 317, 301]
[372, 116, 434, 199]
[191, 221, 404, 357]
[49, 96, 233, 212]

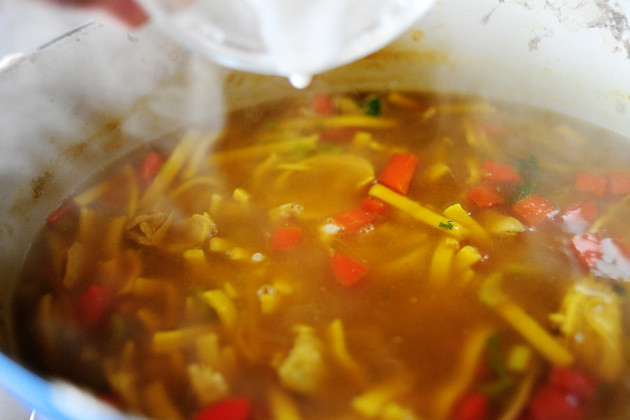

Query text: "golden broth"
[13, 92, 630, 420]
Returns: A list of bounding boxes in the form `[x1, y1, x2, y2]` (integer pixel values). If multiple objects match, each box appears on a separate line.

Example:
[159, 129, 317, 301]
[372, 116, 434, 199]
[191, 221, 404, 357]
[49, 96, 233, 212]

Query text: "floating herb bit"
[362, 97, 382, 116]
[509, 153, 540, 203]
[439, 220, 454, 230]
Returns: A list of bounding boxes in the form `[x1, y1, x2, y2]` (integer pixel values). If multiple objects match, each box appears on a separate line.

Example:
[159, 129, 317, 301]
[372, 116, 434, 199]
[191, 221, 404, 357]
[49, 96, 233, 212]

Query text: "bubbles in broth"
[13, 91, 630, 420]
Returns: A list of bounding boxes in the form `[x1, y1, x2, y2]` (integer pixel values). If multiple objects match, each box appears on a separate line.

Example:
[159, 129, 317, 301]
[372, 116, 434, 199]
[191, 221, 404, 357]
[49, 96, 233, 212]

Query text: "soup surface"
[13, 92, 630, 420]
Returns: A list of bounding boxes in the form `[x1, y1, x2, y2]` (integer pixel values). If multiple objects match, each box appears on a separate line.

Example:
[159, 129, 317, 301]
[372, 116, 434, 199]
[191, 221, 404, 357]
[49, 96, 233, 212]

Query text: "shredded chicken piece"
[278, 325, 327, 395]
[187, 363, 229, 406]
[551, 278, 626, 381]
[126, 212, 216, 253]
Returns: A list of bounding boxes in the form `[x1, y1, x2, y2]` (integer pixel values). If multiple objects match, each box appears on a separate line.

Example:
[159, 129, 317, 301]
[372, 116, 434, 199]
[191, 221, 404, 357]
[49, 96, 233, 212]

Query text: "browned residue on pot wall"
[30, 170, 55, 201]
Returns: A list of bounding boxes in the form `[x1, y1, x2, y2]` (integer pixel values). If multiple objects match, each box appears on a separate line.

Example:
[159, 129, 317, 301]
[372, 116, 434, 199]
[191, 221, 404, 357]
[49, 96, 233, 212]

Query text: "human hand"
[48, 0, 148, 27]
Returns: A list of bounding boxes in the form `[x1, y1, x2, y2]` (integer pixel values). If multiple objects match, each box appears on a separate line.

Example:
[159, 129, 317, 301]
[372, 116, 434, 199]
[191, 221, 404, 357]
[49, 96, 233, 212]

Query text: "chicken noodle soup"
[13, 92, 630, 420]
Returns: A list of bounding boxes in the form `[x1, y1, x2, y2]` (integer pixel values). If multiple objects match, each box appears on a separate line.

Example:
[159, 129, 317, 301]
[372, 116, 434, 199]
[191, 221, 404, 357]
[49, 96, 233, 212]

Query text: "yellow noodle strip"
[433, 327, 494, 420]
[123, 165, 139, 218]
[387, 92, 423, 109]
[480, 275, 574, 366]
[167, 176, 222, 202]
[143, 381, 184, 420]
[184, 248, 209, 279]
[182, 132, 220, 179]
[437, 102, 497, 114]
[554, 124, 588, 147]
[152, 327, 210, 353]
[425, 162, 452, 182]
[462, 158, 481, 189]
[497, 363, 540, 420]
[482, 210, 526, 236]
[196, 333, 222, 369]
[233, 187, 250, 205]
[381, 403, 418, 420]
[250, 153, 281, 192]
[73, 164, 136, 213]
[208, 135, 318, 164]
[374, 243, 431, 279]
[336, 96, 362, 114]
[369, 184, 470, 240]
[421, 106, 438, 121]
[259, 289, 281, 315]
[73, 178, 118, 207]
[352, 378, 410, 418]
[269, 387, 302, 420]
[104, 361, 142, 412]
[202, 289, 238, 331]
[453, 245, 482, 276]
[506, 345, 532, 373]
[327, 319, 367, 386]
[140, 133, 197, 208]
[280, 115, 398, 130]
[429, 237, 460, 284]
[136, 308, 162, 332]
[37, 294, 60, 367]
[102, 215, 127, 259]
[352, 131, 389, 153]
[77, 207, 98, 243]
[62, 242, 84, 288]
[443, 203, 490, 244]
[495, 300, 574, 366]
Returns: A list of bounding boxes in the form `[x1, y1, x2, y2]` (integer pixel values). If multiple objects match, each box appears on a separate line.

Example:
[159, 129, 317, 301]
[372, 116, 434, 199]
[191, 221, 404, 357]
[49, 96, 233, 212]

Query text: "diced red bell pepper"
[46, 200, 76, 227]
[333, 208, 377, 233]
[610, 170, 630, 196]
[452, 391, 489, 420]
[513, 194, 557, 225]
[361, 197, 389, 215]
[528, 385, 584, 420]
[311, 92, 335, 116]
[271, 227, 302, 251]
[194, 397, 252, 420]
[575, 171, 607, 196]
[549, 366, 597, 401]
[77, 285, 113, 328]
[331, 253, 368, 287]
[561, 202, 598, 225]
[571, 234, 602, 269]
[482, 160, 521, 185]
[467, 184, 504, 208]
[139, 151, 165, 186]
[378, 153, 419, 195]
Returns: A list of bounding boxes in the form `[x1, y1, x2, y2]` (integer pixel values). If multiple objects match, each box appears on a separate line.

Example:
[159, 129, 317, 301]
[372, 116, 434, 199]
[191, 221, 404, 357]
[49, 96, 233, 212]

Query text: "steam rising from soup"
[13, 91, 630, 420]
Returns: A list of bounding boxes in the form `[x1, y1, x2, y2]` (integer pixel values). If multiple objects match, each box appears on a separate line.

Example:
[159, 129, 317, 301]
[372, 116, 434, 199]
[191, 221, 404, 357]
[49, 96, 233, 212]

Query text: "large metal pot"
[0, 0, 629, 418]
